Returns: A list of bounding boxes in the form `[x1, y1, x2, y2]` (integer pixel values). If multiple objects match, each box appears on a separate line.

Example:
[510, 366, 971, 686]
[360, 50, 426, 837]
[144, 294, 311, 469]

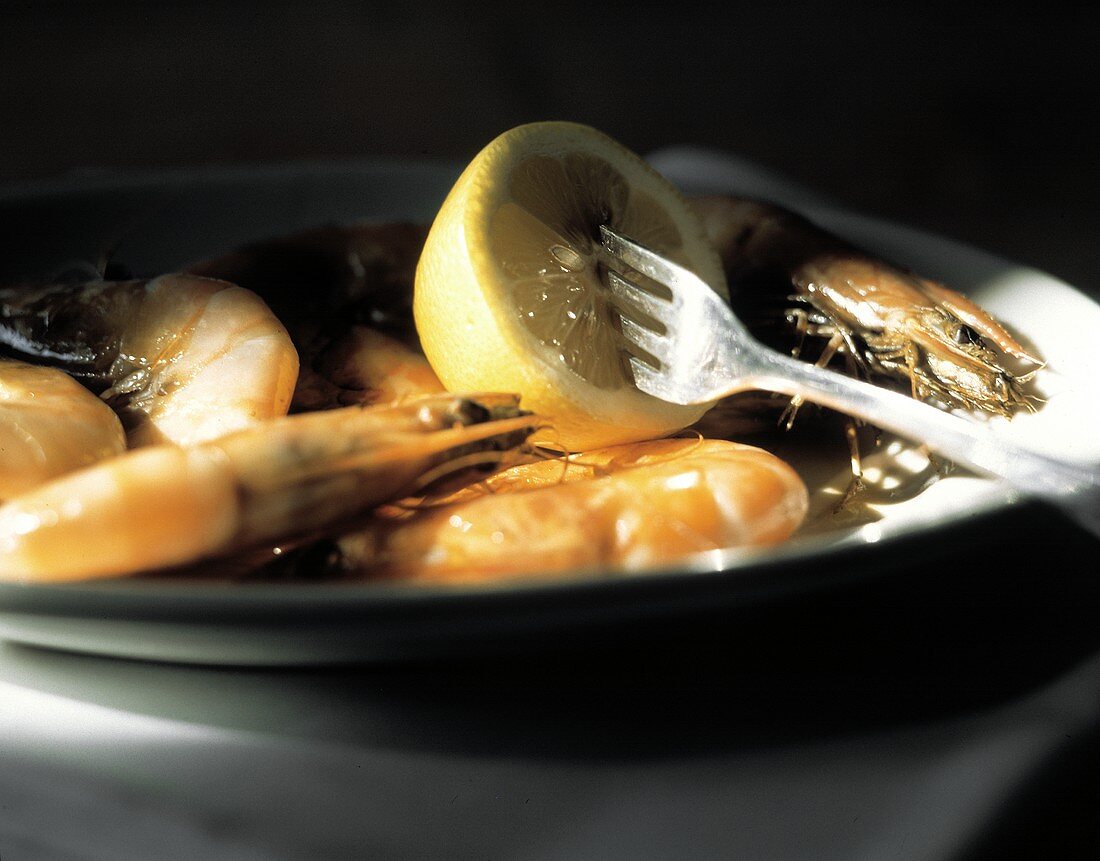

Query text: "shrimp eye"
[954, 324, 981, 345]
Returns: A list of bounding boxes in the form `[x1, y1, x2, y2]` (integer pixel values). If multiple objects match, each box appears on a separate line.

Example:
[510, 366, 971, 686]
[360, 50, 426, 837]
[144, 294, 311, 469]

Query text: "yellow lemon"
[414, 121, 727, 451]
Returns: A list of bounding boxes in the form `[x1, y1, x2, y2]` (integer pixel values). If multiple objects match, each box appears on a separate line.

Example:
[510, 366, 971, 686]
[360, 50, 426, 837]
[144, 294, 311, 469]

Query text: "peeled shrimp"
[0, 394, 537, 583]
[0, 274, 299, 446]
[0, 359, 126, 499]
[336, 438, 808, 584]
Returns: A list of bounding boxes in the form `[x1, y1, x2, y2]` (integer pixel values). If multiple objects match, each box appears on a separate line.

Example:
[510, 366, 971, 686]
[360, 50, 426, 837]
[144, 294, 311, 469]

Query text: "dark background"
[2, 1, 1098, 296]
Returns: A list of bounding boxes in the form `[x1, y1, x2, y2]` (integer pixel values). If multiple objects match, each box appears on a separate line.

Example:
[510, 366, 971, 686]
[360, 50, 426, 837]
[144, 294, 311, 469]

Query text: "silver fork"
[599, 224, 1100, 537]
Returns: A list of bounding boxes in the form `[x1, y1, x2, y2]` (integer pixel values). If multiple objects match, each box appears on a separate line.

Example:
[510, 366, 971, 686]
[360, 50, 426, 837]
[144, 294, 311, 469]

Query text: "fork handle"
[742, 350, 1100, 537]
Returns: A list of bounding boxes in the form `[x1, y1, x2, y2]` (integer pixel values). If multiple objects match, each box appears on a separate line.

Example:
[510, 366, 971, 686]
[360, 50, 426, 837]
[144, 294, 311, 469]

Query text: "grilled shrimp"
[689, 196, 1042, 417]
[0, 394, 538, 582]
[332, 438, 808, 584]
[188, 223, 436, 411]
[0, 359, 126, 499]
[0, 274, 299, 446]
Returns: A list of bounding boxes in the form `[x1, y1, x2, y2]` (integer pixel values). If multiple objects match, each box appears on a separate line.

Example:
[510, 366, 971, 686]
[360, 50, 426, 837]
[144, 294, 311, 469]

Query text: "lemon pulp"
[493, 150, 696, 391]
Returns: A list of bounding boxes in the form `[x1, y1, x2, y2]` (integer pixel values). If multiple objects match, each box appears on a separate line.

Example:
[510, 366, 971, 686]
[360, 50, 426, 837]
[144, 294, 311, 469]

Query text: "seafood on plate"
[0, 123, 1052, 587]
[332, 437, 809, 585]
[0, 359, 126, 499]
[0, 274, 300, 446]
[0, 393, 538, 582]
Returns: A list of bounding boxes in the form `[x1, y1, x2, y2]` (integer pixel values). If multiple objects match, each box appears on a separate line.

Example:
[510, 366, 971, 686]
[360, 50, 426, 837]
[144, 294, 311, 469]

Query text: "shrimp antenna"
[410, 449, 527, 496]
[670, 428, 705, 446]
[394, 448, 539, 510]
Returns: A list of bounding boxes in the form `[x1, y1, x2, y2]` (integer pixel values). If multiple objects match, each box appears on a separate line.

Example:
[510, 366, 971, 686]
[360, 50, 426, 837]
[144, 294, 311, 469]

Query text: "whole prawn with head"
[691, 196, 1041, 416]
[688, 197, 1043, 495]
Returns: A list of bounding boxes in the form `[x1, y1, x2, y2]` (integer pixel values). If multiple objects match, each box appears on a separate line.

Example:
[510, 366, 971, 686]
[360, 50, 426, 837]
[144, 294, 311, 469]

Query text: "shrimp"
[0, 359, 126, 499]
[689, 195, 1042, 417]
[688, 195, 1044, 500]
[187, 223, 436, 412]
[0, 274, 300, 446]
[288, 324, 444, 411]
[0, 394, 538, 583]
[331, 438, 808, 585]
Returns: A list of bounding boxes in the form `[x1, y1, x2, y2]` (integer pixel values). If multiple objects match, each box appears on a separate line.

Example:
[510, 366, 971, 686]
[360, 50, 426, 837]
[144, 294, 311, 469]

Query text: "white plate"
[1, 153, 1097, 664]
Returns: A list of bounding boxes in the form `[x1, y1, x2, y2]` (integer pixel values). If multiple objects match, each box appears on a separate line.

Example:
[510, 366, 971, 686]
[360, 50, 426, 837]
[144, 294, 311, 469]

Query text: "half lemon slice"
[415, 121, 728, 451]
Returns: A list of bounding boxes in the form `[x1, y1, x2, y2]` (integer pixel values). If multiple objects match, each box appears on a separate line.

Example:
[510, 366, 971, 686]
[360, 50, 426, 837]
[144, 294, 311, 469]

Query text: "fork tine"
[627, 356, 674, 399]
[600, 224, 692, 291]
[618, 314, 668, 364]
[605, 268, 673, 325]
